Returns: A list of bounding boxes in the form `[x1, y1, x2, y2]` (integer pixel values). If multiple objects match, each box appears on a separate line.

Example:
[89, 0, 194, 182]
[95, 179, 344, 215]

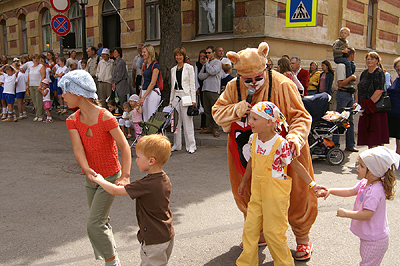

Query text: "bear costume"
[212, 42, 317, 260]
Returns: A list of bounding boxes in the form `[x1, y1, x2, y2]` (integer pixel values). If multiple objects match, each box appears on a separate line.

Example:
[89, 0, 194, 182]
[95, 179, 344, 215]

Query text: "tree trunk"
[159, 0, 182, 105]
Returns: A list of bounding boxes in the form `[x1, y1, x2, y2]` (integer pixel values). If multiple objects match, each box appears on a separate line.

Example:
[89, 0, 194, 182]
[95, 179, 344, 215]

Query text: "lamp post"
[78, 0, 88, 60]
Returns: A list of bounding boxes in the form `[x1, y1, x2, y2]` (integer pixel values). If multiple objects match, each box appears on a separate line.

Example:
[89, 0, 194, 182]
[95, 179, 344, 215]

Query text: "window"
[367, 0, 374, 48]
[69, 2, 82, 48]
[42, 9, 52, 51]
[2, 21, 7, 55]
[103, 0, 120, 13]
[145, 0, 160, 40]
[20, 15, 28, 54]
[198, 0, 234, 34]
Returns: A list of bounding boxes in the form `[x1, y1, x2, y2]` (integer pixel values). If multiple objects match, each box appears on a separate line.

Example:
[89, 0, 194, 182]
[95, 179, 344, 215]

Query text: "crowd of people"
[1, 33, 400, 266]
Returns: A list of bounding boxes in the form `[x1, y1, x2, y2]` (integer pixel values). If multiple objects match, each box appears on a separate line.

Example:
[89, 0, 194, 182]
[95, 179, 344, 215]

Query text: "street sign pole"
[60, 36, 64, 57]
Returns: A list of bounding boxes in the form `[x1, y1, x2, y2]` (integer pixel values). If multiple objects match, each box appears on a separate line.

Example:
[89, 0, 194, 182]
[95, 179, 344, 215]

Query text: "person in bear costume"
[212, 42, 317, 260]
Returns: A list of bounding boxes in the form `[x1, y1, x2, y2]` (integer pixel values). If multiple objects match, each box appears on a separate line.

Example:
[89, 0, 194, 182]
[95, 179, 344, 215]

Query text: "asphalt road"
[1, 112, 399, 266]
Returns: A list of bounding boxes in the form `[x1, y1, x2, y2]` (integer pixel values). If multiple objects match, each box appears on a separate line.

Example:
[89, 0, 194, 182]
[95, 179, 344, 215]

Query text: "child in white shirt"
[1, 65, 19, 122]
[54, 57, 69, 114]
[38, 78, 53, 123]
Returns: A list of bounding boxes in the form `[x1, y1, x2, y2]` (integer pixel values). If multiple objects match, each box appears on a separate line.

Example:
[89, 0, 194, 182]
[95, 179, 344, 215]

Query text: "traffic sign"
[51, 14, 71, 36]
[50, 0, 70, 13]
[286, 0, 318, 28]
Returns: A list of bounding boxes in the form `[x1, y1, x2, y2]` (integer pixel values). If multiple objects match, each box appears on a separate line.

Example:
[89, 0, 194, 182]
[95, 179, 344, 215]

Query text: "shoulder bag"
[375, 91, 391, 113]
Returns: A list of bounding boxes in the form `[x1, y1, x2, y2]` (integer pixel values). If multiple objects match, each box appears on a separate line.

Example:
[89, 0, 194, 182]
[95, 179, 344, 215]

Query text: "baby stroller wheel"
[326, 147, 345, 165]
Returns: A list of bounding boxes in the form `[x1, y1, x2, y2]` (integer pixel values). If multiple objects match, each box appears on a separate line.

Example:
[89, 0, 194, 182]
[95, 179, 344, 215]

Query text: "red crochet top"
[66, 108, 121, 177]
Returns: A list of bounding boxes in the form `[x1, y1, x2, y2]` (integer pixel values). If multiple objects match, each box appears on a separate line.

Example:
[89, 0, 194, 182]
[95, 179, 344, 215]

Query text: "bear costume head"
[227, 42, 269, 76]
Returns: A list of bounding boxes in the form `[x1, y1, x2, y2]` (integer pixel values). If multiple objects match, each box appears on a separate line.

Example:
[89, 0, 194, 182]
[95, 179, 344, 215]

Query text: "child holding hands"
[89, 134, 175, 266]
[59, 70, 131, 266]
[324, 146, 399, 266]
[237, 101, 325, 266]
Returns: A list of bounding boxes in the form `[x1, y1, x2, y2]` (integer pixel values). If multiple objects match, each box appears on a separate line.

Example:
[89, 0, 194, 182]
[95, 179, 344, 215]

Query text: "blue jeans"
[332, 90, 355, 148]
[334, 57, 355, 78]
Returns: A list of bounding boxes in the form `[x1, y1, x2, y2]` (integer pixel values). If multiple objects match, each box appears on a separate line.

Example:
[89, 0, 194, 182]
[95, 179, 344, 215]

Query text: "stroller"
[129, 97, 180, 149]
[302, 92, 356, 165]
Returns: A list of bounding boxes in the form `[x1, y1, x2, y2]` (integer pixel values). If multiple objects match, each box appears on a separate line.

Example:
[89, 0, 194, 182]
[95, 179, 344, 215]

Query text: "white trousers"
[141, 89, 161, 122]
[172, 93, 196, 152]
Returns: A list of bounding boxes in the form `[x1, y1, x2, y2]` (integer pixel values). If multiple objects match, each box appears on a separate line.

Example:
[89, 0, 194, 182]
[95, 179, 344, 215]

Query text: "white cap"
[101, 48, 110, 55]
[221, 57, 232, 65]
[13, 57, 20, 62]
[129, 94, 140, 101]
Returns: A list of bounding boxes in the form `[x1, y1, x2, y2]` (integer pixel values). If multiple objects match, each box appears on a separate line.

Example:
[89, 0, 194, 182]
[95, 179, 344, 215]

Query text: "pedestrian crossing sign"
[286, 0, 318, 28]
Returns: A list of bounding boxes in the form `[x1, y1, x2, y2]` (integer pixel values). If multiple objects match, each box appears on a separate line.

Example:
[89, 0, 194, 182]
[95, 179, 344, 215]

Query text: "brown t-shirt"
[124, 171, 175, 245]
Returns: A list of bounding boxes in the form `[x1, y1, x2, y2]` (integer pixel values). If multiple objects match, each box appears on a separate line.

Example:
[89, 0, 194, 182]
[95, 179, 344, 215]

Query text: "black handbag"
[187, 105, 199, 116]
[375, 92, 391, 113]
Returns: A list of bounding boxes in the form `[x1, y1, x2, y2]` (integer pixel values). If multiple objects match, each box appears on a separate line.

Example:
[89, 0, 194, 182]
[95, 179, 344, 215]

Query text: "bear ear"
[227, 51, 239, 65]
[258, 42, 269, 57]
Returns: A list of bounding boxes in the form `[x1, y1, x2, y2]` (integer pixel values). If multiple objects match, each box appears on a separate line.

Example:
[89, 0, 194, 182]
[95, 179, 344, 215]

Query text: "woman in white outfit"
[137, 44, 161, 121]
[170, 47, 197, 154]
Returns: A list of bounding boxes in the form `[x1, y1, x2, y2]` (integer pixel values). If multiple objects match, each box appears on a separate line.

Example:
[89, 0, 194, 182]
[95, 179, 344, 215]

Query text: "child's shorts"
[49, 82, 55, 93]
[56, 86, 63, 95]
[0, 86, 4, 100]
[4, 93, 15, 105]
[43, 100, 51, 110]
[15, 92, 26, 99]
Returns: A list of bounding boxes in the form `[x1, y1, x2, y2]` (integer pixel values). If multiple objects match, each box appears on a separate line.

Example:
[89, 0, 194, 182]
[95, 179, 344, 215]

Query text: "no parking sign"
[51, 14, 71, 36]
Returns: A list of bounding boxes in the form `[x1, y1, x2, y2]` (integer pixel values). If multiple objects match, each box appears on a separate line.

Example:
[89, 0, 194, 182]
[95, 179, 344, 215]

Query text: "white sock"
[105, 257, 120, 266]
[2, 108, 6, 114]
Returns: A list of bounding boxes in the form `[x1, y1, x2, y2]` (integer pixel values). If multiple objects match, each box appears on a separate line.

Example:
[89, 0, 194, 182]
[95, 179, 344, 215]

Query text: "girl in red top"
[59, 70, 131, 266]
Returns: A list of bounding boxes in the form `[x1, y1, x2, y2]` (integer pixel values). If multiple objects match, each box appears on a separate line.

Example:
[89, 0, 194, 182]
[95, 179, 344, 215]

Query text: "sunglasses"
[243, 76, 264, 84]
[206, 52, 212, 54]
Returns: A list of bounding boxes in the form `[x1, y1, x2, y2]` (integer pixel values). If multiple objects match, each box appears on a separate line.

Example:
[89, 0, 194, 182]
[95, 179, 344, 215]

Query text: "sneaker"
[2, 116, 11, 122]
[22, 114, 28, 119]
[13, 116, 18, 122]
[1, 114, 6, 120]
[43, 118, 53, 123]
[33, 117, 39, 121]
[60, 109, 68, 114]
[188, 150, 196, 154]
[37, 117, 43, 122]
[56, 109, 62, 114]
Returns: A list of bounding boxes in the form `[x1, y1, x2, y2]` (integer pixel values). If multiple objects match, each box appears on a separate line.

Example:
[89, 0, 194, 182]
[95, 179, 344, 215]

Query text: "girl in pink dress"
[324, 146, 400, 266]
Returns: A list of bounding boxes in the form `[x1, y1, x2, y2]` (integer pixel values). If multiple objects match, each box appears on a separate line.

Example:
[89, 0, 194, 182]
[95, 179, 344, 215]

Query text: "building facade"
[1, 0, 399, 72]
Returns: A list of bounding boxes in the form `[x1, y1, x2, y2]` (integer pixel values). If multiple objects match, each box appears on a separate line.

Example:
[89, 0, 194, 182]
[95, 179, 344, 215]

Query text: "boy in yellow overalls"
[237, 101, 325, 266]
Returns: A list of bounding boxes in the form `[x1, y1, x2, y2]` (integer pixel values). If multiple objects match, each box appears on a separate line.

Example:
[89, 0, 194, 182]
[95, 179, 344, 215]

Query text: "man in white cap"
[96, 48, 114, 107]
[213, 42, 316, 260]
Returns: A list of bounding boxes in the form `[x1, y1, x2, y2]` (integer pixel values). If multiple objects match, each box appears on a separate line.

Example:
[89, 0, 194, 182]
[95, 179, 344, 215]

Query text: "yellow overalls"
[237, 134, 294, 266]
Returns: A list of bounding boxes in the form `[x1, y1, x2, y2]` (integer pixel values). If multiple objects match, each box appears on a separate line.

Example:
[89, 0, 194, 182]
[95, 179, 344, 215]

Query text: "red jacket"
[297, 68, 310, 95]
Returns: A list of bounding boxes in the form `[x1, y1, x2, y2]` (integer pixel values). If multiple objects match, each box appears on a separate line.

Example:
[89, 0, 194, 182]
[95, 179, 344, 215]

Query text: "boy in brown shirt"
[90, 134, 174, 266]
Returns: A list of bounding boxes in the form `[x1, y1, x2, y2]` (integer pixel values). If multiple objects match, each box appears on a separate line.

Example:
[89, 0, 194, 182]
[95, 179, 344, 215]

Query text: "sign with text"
[286, 0, 318, 28]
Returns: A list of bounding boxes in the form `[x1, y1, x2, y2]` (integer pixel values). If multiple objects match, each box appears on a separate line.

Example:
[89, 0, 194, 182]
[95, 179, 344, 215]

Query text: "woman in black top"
[355, 51, 389, 148]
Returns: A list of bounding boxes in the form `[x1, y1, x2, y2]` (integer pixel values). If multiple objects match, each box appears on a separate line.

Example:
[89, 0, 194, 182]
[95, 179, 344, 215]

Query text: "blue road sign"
[286, 0, 318, 28]
[51, 14, 71, 36]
